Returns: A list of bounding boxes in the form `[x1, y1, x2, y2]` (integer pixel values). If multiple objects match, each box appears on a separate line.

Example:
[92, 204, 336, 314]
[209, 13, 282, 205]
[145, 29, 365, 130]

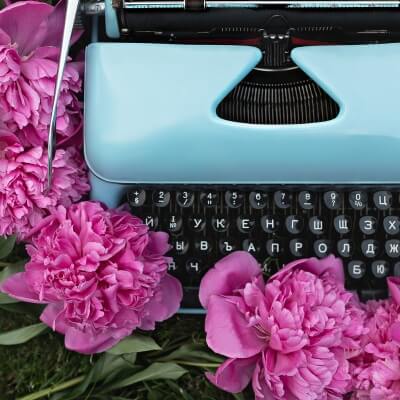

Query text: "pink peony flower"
[200, 252, 366, 400]
[0, 128, 89, 239]
[0, 1, 83, 147]
[351, 277, 400, 400]
[0, 201, 183, 354]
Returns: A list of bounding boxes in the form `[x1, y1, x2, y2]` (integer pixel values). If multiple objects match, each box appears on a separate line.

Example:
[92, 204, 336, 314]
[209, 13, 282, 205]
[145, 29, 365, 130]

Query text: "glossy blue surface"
[104, 0, 119, 39]
[85, 43, 400, 208]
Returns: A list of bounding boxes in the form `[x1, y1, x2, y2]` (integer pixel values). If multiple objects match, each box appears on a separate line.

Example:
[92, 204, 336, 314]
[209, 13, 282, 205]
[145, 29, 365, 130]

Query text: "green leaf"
[158, 344, 224, 363]
[53, 353, 138, 400]
[105, 362, 187, 391]
[107, 334, 161, 355]
[0, 260, 26, 283]
[0, 235, 16, 259]
[0, 292, 19, 304]
[0, 322, 48, 345]
[232, 393, 245, 400]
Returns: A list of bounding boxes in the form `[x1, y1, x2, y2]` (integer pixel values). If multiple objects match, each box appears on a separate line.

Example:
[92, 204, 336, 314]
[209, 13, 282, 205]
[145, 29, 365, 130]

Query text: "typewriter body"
[51, 0, 400, 311]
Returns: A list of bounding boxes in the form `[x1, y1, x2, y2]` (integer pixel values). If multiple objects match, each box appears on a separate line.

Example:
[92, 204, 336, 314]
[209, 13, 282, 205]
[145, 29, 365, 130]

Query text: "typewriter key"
[384, 216, 400, 235]
[194, 239, 212, 255]
[167, 215, 182, 233]
[334, 215, 351, 235]
[348, 261, 366, 279]
[200, 191, 218, 207]
[261, 215, 279, 233]
[309, 216, 325, 235]
[374, 191, 392, 210]
[237, 216, 255, 233]
[289, 239, 306, 257]
[177, 191, 194, 208]
[153, 190, 170, 207]
[188, 216, 206, 232]
[337, 239, 353, 258]
[128, 190, 146, 207]
[349, 191, 367, 210]
[314, 240, 331, 258]
[266, 239, 283, 257]
[219, 239, 237, 255]
[385, 239, 400, 258]
[186, 259, 202, 275]
[274, 190, 291, 209]
[225, 191, 244, 208]
[285, 215, 304, 235]
[249, 191, 267, 210]
[242, 239, 260, 255]
[323, 191, 342, 210]
[361, 239, 379, 258]
[359, 216, 377, 235]
[298, 191, 315, 210]
[371, 260, 389, 278]
[212, 216, 229, 232]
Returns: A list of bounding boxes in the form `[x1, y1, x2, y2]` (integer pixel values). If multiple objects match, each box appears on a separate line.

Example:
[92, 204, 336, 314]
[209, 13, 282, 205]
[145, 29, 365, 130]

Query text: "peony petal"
[139, 274, 182, 330]
[64, 326, 128, 354]
[0, 2, 53, 56]
[199, 251, 262, 308]
[205, 295, 265, 358]
[272, 255, 344, 286]
[145, 231, 170, 256]
[387, 276, 400, 306]
[206, 356, 258, 393]
[0, 272, 45, 304]
[40, 303, 68, 334]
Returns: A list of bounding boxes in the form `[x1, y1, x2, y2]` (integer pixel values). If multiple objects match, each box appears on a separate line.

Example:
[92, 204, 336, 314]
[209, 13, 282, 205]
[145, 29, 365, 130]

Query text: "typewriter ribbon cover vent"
[216, 68, 340, 125]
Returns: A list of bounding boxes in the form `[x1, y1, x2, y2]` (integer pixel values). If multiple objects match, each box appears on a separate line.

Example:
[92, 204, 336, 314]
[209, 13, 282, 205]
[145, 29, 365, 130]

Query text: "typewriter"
[49, 0, 400, 311]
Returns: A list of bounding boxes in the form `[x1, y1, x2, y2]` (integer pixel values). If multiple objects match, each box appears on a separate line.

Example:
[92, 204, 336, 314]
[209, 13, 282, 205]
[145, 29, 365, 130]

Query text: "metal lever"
[47, 0, 80, 189]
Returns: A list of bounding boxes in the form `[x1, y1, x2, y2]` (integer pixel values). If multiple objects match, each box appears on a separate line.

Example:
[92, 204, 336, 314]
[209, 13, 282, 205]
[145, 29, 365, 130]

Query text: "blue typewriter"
[49, 0, 400, 312]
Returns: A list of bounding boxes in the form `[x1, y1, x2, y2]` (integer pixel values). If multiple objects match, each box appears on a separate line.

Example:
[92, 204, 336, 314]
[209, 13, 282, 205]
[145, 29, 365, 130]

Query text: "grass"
[0, 310, 249, 400]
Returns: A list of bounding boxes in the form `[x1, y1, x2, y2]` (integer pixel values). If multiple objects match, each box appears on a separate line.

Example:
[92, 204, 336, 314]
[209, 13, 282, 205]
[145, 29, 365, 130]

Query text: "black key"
[153, 190, 170, 207]
[359, 216, 377, 235]
[298, 191, 315, 210]
[314, 240, 331, 258]
[188, 216, 206, 232]
[289, 239, 306, 257]
[195, 239, 212, 254]
[373, 191, 392, 210]
[334, 215, 351, 235]
[349, 191, 367, 210]
[167, 215, 183, 233]
[200, 191, 218, 207]
[172, 239, 189, 255]
[176, 191, 195, 208]
[212, 216, 229, 232]
[144, 215, 159, 230]
[219, 239, 237, 255]
[274, 190, 291, 209]
[384, 216, 400, 235]
[385, 239, 400, 258]
[360, 289, 387, 301]
[225, 191, 244, 208]
[394, 262, 400, 276]
[168, 260, 178, 273]
[242, 239, 260, 255]
[186, 259, 202, 275]
[128, 189, 146, 207]
[309, 217, 324, 235]
[348, 261, 366, 279]
[261, 215, 279, 233]
[285, 215, 304, 235]
[323, 191, 341, 210]
[266, 239, 283, 257]
[337, 239, 353, 258]
[249, 191, 267, 210]
[361, 239, 379, 258]
[237, 216, 255, 233]
[371, 260, 389, 278]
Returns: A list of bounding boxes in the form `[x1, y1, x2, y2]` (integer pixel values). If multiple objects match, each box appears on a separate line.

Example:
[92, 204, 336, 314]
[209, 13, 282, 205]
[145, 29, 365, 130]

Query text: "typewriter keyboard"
[126, 186, 400, 309]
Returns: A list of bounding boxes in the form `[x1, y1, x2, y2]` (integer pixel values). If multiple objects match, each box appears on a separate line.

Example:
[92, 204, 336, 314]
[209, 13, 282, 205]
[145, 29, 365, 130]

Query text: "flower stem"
[174, 360, 220, 368]
[17, 376, 85, 400]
